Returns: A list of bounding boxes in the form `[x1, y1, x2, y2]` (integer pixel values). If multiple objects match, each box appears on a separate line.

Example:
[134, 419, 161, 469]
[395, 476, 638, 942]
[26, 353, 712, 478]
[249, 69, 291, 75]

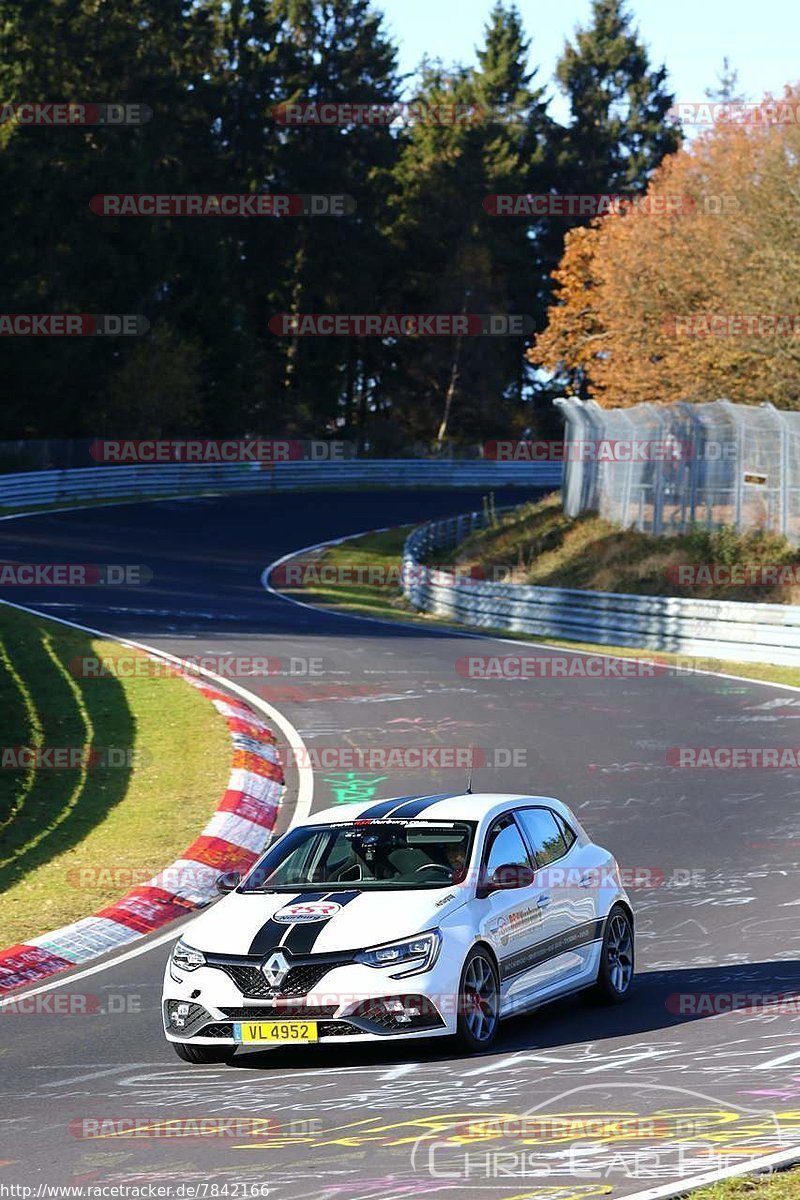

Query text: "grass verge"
[274, 526, 800, 690]
[0, 604, 231, 945]
[439, 493, 800, 604]
[691, 1168, 800, 1200]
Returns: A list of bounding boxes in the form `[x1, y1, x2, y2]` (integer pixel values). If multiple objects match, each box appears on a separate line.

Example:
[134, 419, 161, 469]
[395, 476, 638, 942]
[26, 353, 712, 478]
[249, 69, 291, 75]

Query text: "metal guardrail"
[402, 511, 800, 668]
[0, 461, 562, 511]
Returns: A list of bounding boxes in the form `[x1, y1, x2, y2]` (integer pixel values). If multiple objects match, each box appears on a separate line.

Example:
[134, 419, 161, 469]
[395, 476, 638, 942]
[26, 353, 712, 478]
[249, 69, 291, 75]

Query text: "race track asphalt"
[2, 488, 800, 1199]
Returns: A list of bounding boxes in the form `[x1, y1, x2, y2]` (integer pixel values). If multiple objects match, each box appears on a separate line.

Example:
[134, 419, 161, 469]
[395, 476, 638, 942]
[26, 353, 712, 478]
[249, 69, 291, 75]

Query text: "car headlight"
[170, 939, 206, 974]
[354, 930, 441, 977]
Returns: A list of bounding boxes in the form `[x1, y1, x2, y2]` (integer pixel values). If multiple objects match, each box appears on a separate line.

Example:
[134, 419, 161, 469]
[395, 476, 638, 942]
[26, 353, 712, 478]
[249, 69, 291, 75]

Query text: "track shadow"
[0, 609, 134, 892]
[224, 959, 800, 1073]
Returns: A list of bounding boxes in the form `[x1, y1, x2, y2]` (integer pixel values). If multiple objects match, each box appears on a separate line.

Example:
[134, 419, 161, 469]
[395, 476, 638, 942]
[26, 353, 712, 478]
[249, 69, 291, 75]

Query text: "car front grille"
[217, 959, 347, 999]
[220, 1004, 339, 1020]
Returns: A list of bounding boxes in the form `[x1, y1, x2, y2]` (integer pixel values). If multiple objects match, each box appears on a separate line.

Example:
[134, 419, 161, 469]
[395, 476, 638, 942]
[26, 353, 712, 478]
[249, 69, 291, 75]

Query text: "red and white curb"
[0, 676, 283, 993]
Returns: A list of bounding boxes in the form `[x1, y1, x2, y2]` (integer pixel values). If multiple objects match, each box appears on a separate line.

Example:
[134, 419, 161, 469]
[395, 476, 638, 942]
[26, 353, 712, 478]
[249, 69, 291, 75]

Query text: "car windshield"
[239, 819, 477, 892]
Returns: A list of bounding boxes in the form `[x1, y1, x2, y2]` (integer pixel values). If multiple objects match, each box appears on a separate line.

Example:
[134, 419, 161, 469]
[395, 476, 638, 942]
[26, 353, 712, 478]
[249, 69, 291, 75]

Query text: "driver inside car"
[388, 834, 469, 882]
[442, 838, 468, 883]
[387, 841, 435, 878]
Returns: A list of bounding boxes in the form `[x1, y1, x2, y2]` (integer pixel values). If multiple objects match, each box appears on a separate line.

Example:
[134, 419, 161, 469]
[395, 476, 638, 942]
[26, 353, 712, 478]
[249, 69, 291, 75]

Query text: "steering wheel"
[414, 862, 452, 878]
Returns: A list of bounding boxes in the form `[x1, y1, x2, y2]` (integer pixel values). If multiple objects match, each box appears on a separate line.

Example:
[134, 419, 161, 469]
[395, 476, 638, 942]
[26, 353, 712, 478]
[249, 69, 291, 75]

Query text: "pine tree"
[705, 57, 746, 104]
[383, 4, 553, 446]
[263, 0, 401, 438]
[535, 0, 682, 408]
[555, 0, 681, 197]
[0, 0, 220, 437]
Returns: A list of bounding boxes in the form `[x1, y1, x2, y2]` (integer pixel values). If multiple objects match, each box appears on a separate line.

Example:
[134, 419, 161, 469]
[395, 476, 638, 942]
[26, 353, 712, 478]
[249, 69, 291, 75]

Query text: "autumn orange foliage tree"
[531, 86, 800, 408]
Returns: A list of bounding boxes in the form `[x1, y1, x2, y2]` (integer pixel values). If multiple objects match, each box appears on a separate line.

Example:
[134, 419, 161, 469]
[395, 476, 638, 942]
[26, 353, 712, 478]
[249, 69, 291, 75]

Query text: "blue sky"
[377, 0, 799, 123]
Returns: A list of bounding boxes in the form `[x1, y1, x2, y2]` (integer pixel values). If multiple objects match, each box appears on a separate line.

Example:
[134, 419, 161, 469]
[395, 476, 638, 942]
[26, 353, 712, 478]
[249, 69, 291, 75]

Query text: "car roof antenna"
[466, 751, 475, 795]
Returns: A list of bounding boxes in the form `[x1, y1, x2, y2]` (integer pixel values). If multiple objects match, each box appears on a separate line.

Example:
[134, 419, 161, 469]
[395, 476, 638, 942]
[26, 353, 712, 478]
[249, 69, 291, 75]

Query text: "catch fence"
[556, 398, 800, 545]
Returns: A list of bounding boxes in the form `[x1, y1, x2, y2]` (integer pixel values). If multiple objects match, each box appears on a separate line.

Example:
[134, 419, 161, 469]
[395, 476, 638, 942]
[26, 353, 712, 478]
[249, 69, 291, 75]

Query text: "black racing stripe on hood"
[281, 889, 363, 954]
[385, 793, 455, 818]
[247, 891, 327, 955]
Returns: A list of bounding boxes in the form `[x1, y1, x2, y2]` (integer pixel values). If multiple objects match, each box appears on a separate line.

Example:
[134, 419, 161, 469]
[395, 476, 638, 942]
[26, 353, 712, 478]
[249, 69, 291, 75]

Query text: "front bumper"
[162, 953, 459, 1046]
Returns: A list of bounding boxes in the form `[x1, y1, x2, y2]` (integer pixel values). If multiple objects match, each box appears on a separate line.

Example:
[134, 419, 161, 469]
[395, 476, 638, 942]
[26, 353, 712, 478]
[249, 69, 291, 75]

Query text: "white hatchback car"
[163, 793, 633, 1062]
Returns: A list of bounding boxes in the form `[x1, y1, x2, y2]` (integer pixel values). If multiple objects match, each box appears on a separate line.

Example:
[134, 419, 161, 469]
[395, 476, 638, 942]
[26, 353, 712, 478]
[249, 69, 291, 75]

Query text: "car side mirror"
[477, 862, 535, 897]
[493, 863, 535, 890]
[216, 870, 241, 894]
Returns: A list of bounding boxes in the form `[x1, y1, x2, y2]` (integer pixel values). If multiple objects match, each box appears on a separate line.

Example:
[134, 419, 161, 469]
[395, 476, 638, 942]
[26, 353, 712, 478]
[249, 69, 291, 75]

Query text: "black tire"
[455, 946, 501, 1052]
[591, 904, 634, 1004]
[171, 1041, 237, 1064]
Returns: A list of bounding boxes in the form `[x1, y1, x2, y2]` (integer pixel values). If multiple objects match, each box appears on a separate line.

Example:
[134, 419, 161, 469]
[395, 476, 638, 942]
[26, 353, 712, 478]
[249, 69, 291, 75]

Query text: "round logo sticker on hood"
[272, 901, 343, 924]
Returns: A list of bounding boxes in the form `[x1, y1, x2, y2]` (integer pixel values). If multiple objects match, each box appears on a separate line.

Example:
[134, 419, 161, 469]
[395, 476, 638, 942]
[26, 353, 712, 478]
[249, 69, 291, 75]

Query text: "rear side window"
[516, 807, 568, 866]
[556, 813, 577, 851]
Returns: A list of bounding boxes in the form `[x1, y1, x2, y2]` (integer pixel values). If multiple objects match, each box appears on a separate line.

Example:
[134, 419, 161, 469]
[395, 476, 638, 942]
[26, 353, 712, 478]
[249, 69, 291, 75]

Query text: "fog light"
[383, 998, 421, 1024]
[169, 1002, 191, 1028]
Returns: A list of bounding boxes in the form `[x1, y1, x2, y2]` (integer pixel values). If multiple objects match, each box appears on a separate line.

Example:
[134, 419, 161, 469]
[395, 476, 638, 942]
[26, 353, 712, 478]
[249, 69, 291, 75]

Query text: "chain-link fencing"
[556, 398, 800, 544]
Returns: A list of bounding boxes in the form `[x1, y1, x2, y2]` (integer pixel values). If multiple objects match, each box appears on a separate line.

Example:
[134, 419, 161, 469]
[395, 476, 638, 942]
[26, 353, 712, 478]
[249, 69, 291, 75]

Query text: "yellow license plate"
[234, 1020, 318, 1044]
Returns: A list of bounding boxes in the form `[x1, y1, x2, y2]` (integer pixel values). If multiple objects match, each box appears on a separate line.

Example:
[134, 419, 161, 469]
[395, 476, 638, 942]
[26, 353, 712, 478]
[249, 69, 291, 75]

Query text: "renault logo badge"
[261, 951, 289, 988]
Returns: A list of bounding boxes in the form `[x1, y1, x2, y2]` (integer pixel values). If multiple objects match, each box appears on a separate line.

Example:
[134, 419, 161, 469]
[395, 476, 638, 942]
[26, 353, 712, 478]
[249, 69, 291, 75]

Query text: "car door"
[476, 811, 562, 1014]
[514, 806, 599, 994]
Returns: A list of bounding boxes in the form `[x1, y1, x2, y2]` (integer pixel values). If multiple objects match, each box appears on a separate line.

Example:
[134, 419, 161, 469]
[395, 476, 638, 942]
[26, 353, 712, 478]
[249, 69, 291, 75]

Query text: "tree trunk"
[436, 333, 463, 447]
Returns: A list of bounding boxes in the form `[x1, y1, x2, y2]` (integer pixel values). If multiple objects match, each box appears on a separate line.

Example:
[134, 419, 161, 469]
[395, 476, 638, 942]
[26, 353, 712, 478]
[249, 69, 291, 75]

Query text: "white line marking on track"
[0, 493, 230, 522]
[581, 1048, 672, 1073]
[37, 1065, 153, 1087]
[379, 1063, 420, 1081]
[753, 1048, 800, 1069]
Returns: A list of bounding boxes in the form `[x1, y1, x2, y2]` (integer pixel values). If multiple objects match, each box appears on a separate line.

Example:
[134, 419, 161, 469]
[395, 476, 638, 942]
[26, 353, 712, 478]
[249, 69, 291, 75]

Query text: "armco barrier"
[0, 460, 562, 510]
[402, 512, 800, 668]
[0, 675, 283, 994]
